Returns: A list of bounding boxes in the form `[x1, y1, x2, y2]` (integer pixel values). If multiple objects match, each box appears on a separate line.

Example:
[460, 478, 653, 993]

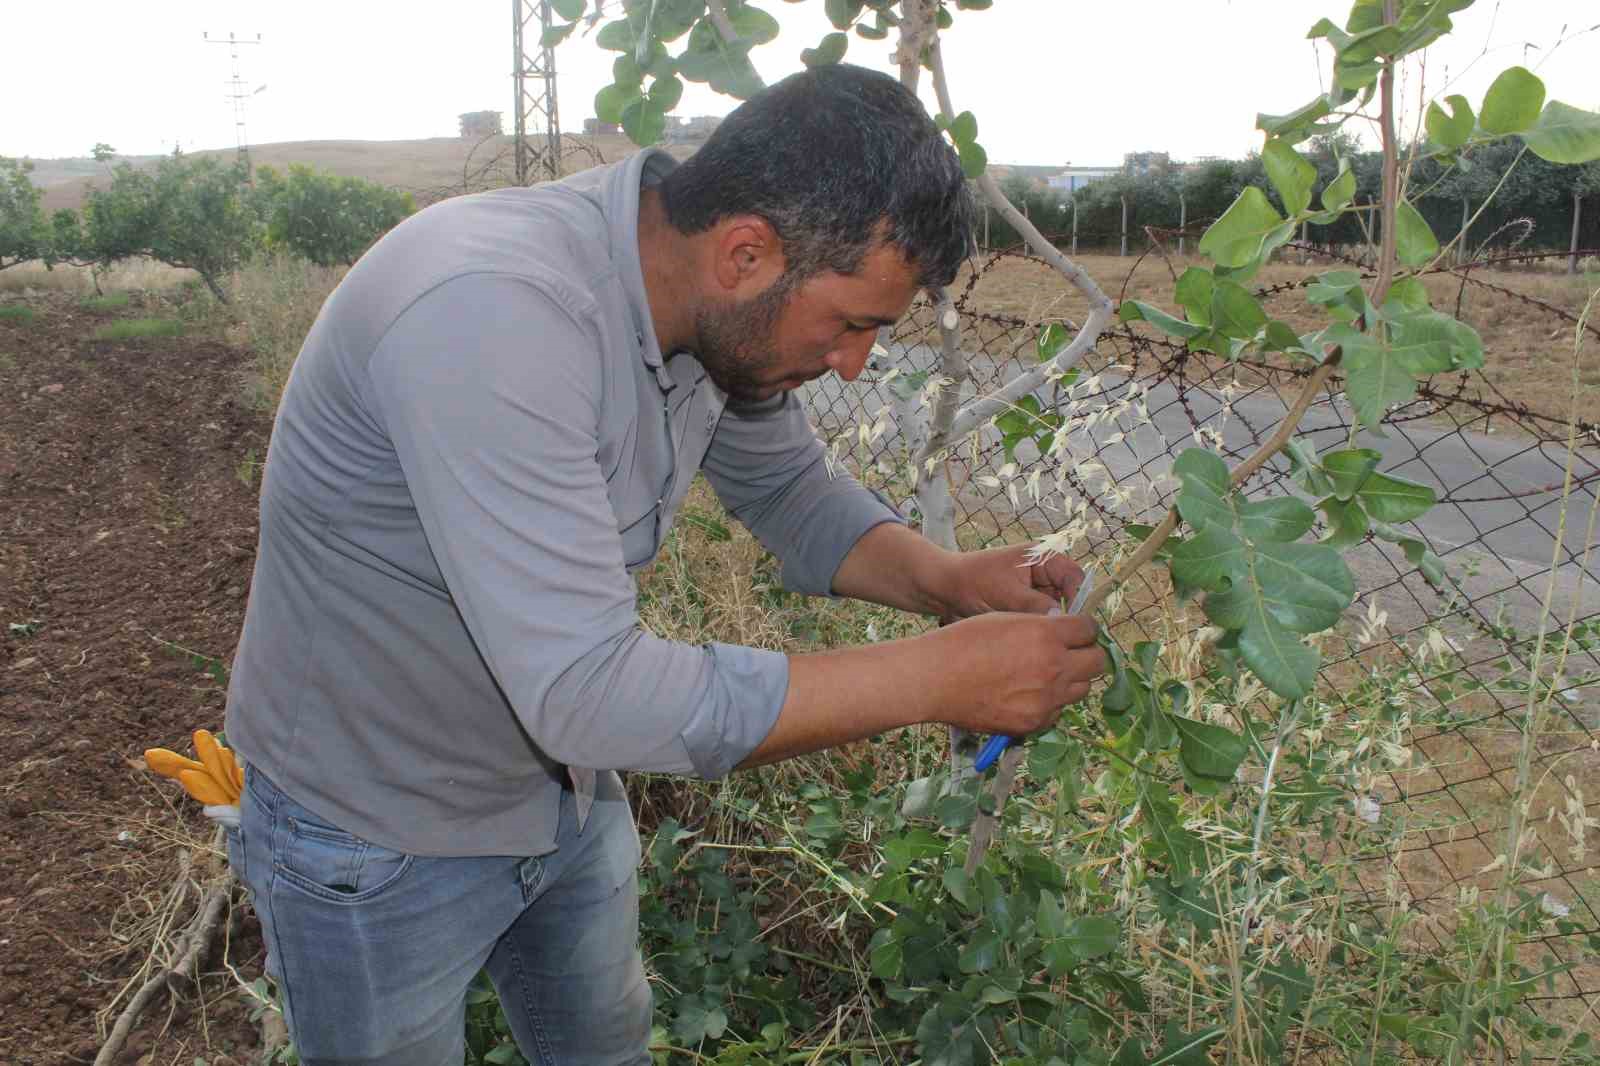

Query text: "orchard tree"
[0, 156, 49, 271]
[80, 151, 258, 302]
[254, 164, 416, 267]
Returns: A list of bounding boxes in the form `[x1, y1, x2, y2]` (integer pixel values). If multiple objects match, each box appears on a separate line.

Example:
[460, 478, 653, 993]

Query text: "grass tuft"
[92, 318, 184, 342]
[0, 304, 38, 324]
[80, 292, 132, 312]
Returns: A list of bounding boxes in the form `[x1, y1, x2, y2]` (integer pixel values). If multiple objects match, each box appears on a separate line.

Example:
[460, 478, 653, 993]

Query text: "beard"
[690, 280, 794, 405]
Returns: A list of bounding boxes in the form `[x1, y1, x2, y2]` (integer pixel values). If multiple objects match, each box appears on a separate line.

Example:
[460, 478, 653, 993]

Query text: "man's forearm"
[829, 521, 956, 616]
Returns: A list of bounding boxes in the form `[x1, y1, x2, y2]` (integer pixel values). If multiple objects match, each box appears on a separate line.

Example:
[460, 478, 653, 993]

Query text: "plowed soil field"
[1, 291, 272, 1064]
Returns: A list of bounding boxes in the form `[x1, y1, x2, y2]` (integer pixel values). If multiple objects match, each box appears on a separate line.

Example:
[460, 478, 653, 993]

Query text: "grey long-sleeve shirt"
[223, 149, 902, 856]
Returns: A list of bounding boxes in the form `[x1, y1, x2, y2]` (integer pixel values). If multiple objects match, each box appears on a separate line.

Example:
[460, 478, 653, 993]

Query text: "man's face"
[692, 242, 922, 405]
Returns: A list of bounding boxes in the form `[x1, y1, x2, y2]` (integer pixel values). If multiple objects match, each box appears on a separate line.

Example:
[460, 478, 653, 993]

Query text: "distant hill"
[32, 134, 679, 213]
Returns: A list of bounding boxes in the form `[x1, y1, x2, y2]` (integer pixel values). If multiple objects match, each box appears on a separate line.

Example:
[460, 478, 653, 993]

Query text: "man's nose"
[824, 338, 874, 382]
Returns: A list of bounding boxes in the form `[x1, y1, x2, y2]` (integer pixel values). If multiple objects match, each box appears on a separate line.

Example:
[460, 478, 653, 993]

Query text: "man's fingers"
[1048, 613, 1100, 648]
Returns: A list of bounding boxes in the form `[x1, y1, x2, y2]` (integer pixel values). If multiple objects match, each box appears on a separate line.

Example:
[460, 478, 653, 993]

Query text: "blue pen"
[973, 569, 1096, 772]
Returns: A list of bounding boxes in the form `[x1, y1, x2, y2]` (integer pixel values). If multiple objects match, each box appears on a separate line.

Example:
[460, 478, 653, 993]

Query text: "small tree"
[81, 152, 258, 302]
[0, 157, 49, 272]
[254, 164, 416, 267]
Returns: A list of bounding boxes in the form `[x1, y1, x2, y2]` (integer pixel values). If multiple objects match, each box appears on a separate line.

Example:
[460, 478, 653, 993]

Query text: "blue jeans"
[228, 765, 651, 1065]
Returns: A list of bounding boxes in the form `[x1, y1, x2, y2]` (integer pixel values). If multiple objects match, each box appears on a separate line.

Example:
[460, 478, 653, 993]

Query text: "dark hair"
[659, 64, 974, 290]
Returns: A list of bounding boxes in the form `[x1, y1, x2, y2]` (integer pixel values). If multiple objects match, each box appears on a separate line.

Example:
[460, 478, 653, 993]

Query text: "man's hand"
[933, 543, 1086, 622]
[928, 611, 1104, 736]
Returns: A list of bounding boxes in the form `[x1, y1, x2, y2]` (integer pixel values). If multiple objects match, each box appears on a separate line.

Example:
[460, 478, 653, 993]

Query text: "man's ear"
[710, 214, 786, 296]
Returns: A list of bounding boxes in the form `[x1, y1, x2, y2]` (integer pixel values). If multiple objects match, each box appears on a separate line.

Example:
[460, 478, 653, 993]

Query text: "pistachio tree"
[553, 0, 1600, 868]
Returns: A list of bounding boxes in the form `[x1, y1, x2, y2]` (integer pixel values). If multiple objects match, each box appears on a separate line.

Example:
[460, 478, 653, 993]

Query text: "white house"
[1047, 166, 1118, 193]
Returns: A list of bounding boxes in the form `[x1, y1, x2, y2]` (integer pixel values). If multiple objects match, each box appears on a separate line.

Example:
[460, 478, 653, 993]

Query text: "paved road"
[801, 344, 1600, 664]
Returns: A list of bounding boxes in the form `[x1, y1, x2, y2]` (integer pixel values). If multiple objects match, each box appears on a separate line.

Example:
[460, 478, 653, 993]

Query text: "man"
[223, 64, 1104, 1065]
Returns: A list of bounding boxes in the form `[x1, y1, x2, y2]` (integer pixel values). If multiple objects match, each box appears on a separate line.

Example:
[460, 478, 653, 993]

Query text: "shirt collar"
[605, 147, 679, 392]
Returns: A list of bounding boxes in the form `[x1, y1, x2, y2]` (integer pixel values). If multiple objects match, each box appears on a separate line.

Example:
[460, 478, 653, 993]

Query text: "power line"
[202, 31, 263, 170]
[512, 0, 561, 185]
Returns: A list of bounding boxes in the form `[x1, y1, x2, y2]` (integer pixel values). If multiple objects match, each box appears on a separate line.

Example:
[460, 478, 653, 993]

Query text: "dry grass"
[34, 133, 683, 213]
[955, 252, 1600, 422]
[224, 255, 347, 410]
[0, 258, 198, 296]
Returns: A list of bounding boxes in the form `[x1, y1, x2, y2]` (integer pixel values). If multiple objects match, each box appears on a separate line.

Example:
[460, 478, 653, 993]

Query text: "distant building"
[1123, 151, 1172, 176]
[583, 118, 621, 136]
[664, 115, 723, 144]
[458, 111, 503, 139]
[1047, 166, 1118, 193]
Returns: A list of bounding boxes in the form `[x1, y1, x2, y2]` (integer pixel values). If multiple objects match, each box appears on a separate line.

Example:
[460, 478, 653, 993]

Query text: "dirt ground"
[0, 292, 270, 1064]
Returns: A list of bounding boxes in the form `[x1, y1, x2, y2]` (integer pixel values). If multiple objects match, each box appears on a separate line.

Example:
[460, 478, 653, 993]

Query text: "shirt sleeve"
[366, 273, 786, 778]
[700, 392, 905, 597]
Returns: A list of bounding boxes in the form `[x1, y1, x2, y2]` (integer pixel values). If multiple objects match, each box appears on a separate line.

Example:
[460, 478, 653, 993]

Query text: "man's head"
[656, 64, 975, 404]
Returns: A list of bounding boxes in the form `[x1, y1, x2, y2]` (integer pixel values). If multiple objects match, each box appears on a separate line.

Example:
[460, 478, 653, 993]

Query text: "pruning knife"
[973, 568, 1097, 773]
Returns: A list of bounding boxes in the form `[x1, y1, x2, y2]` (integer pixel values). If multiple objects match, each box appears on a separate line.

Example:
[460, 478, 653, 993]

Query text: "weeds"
[79, 292, 131, 312]
[226, 254, 344, 410]
[92, 317, 183, 342]
[0, 304, 38, 324]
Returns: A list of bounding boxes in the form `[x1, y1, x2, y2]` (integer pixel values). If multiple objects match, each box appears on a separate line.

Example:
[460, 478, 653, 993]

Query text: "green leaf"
[958, 140, 987, 179]
[1174, 268, 1215, 325]
[1318, 496, 1370, 548]
[868, 928, 903, 980]
[1173, 446, 1230, 496]
[550, 0, 586, 19]
[1336, 327, 1419, 431]
[594, 83, 640, 125]
[884, 828, 944, 869]
[1199, 187, 1286, 268]
[1426, 94, 1475, 149]
[824, 0, 863, 29]
[1393, 200, 1439, 267]
[1211, 279, 1268, 340]
[949, 111, 979, 147]
[1036, 321, 1070, 362]
[801, 31, 849, 67]
[1257, 96, 1335, 142]
[648, 74, 685, 111]
[854, 21, 888, 40]
[1063, 915, 1120, 960]
[1322, 160, 1357, 212]
[540, 21, 578, 47]
[1173, 716, 1248, 782]
[1027, 729, 1070, 777]
[596, 18, 634, 50]
[1386, 276, 1430, 312]
[942, 866, 975, 911]
[1236, 496, 1316, 542]
[1356, 470, 1437, 522]
[621, 96, 667, 146]
[1118, 299, 1203, 340]
[1100, 634, 1135, 716]
[1523, 101, 1600, 164]
[728, 4, 781, 45]
[1261, 319, 1304, 354]
[1480, 66, 1546, 135]
[1263, 138, 1317, 216]
[959, 928, 1003, 973]
[1140, 783, 1199, 883]
[1235, 605, 1320, 700]
[1204, 541, 1354, 634]
[1036, 891, 1067, 938]
[1286, 438, 1335, 496]
[1323, 448, 1381, 500]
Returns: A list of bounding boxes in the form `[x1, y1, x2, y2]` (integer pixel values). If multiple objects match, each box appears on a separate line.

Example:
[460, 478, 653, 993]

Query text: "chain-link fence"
[801, 247, 1600, 1030]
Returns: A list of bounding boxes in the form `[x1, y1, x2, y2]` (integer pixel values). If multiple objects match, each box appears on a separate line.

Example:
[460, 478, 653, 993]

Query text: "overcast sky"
[3, 1, 1596, 168]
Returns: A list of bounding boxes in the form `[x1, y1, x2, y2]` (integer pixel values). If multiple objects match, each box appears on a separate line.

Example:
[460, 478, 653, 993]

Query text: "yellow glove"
[145, 729, 242, 806]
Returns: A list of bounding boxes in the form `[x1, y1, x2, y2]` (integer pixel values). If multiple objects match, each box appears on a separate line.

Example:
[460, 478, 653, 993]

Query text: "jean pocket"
[224, 824, 247, 888]
[274, 804, 413, 905]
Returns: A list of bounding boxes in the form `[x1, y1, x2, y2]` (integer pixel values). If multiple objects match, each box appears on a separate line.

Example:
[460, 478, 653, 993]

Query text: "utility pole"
[203, 31, 263, 173]
[513, 0, 562, 185]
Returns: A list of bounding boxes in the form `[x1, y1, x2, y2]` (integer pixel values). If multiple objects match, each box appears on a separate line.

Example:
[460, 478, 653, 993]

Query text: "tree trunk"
[1071, 198, 1078, 257]
[1459, 195, 1471, 266]
[1178, 192, 1187, 256]
[982, 200, 990, 251]
[1571, 189, 1583, 275]
[1120, 195, 1129, 257]
[201, 271, 230, 304]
